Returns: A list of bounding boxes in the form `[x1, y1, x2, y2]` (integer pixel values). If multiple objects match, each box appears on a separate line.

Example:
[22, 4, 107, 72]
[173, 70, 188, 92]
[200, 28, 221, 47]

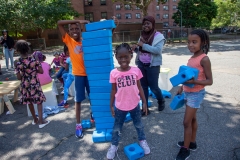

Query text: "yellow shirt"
[62, 33, 86, 76]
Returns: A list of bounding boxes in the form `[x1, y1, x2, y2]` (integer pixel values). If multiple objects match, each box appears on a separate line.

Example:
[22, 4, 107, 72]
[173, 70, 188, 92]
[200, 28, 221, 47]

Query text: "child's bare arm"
[14, 60, 21, 80]
[37, 66, 44, 74]
[57, 20, 90, 36]
[137, 80, 147, 115]
[110, 83, 117, 117]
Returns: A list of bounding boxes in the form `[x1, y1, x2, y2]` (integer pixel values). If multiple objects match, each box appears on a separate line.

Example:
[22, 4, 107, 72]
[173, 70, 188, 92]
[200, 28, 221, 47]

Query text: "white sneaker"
[61, 90, 64, 94]
[139, 140, 150, 155]
[106, 144, 118, 159]
[60, 85, 63, 89]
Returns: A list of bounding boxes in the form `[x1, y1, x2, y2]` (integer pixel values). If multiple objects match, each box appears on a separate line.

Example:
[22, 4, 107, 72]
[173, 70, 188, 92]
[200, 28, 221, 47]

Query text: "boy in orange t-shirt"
[58, 20, 90, 138]
[57, 18, 118, 139]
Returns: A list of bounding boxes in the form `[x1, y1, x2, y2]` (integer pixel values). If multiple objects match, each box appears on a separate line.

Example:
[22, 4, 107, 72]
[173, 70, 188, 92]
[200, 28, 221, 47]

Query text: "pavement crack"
[37, 133, 74, 160]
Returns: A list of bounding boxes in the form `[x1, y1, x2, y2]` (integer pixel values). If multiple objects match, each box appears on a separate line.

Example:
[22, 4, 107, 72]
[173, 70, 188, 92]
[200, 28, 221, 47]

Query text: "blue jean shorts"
[184, 89, 205, 109]
[74, 75, 89, 102]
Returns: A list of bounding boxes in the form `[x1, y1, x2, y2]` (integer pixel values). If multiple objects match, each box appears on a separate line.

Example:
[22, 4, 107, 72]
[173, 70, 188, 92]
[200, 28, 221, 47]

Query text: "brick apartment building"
[80, 0, 179, 27]
[23, 0, 180, 47]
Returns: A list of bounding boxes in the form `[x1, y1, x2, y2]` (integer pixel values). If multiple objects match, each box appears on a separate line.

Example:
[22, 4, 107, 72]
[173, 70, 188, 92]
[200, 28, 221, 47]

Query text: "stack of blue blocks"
[170, 94, 185, 110]
[82, 20, 116, 143]
[124, 143, 145, 160]
[170, 65, 199, 88]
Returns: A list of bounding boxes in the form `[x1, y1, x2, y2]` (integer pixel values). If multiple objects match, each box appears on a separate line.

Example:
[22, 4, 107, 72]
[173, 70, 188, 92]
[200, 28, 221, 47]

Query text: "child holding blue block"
[107, 43, 150, 159]
[175, 29, 213, 160]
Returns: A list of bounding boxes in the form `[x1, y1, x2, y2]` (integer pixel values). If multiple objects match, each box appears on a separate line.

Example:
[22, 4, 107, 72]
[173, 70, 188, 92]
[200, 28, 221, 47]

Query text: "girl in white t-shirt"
[106, 43, 150, 159]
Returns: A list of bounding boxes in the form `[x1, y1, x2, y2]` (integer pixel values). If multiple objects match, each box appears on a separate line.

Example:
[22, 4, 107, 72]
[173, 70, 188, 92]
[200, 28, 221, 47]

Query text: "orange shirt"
[62, 33, 86, 76]
[183, 54, 207, 92]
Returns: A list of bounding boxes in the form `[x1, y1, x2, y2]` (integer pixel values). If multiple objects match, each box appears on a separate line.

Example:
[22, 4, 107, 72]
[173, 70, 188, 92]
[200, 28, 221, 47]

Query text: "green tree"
[112, 0, 167, 16]
[0, 0, 80, 37]
[211, 0, 240, 28]
[172, 0, 217, 28]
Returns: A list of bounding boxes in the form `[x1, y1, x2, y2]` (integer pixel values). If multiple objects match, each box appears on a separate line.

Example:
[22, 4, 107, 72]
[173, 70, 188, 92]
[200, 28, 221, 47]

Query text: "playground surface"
[0, 39, 240, 160]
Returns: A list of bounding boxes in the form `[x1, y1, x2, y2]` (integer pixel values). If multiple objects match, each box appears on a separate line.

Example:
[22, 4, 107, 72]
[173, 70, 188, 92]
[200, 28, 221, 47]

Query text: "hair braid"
[190, 29, 210, 54]
[115, 43, 133, 55]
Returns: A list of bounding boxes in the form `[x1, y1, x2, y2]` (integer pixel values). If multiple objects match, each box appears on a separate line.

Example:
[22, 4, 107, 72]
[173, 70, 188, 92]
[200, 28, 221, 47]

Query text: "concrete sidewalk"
[0, 40, 240, 160]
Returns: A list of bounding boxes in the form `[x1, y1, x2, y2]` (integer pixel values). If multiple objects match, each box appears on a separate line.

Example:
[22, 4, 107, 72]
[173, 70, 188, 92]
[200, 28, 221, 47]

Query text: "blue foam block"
[95, 122, 114, 129]
[85, 59, 113, 68]
[90, 86, 112, 93]
[170, 94, 185, 110]
[161, 90, 172, 98]
[92, 129, 106, 143]
[88, 73, 110, 81]
[178, 65, 199, 88]
[86, 20, 116, 31]
[124, 143, 145, 160]
[105, 129, 113, 141]
[83, 44, 112, 54]
[81, 119, 91, 129]
[86, 65, 114, 74]
[151, 89, 172, 99]
[82, 37, 112, 47]
[90, 93, 110, 100]
[82, 29, 112, 39]
[170, 67, 198, 87]
[89, 80, 111, 87]
[125, 113, 132, 122]
[148, 88, 152, 96]
[139, 100, 152, 107]
[91, 99, 110, 106]
[95, 117, 115, 123]
[91, 106, 111, 112]
[84, 51, 113, 61]
[92, 111, 112, 118]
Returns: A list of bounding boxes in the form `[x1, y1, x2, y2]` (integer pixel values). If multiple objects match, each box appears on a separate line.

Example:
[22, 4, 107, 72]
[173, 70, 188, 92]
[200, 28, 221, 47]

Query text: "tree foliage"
[0, 0, 80, 37]
[112, 0, 167, 16]
[211, 0, 240, 28]
[172, 0, 217, 28]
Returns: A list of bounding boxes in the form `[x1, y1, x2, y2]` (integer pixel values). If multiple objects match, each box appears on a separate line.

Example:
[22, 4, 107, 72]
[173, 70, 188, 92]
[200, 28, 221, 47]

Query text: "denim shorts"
[74, 75, 89, 102]
[184, 89, 205, 109]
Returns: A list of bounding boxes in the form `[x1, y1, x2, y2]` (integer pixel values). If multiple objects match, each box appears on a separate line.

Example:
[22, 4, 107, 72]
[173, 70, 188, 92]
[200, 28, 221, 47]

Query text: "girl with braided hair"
[175, 29, 213, 160]
[106, 43, 150, 159]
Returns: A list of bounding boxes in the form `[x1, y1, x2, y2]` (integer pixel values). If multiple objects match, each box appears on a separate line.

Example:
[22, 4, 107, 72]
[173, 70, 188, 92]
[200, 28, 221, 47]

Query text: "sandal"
[39, 120, 50, 129]
[32, 118, 39, 125]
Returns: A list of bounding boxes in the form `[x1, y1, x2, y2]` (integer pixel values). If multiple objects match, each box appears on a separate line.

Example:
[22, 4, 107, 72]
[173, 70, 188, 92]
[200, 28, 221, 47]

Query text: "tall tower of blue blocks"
[82, 20, 116, 143]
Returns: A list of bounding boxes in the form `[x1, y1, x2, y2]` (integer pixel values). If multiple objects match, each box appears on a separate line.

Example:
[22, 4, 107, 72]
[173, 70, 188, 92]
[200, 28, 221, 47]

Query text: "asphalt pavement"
[0, 39, 240, 160]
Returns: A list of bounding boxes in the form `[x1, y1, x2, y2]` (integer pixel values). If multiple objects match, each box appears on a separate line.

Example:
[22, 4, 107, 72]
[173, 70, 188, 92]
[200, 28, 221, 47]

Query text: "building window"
[84, 0, 92, 6]
[136, 6, 140, 10]
[85, 13, 94, 22]
[163, 22, 169, 27]
[125, 4, 131, 10]
[100, 0, 106, 5]
[116, 13, 121, 19]
[163, 14, 169, 19]
[116, 4, 121, 10]
[156, 6, 160, 10]
[125, 13, 132, 19]
[101, 12, 107, 19]
[163, 6, 169, 10]
[156, 14, 160, 19]
[136, 13, 141, 19]
[173, 0, 177, 2]
[173, 5, 177, 10]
